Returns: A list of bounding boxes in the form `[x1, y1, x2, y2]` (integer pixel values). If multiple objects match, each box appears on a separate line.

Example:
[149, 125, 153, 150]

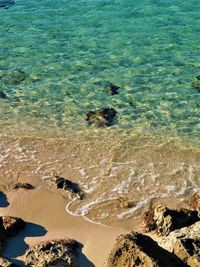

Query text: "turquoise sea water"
[0, 0, 200, 141]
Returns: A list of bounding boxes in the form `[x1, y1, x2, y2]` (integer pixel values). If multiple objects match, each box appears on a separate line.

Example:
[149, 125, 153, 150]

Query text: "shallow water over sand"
[0, 131, 199, 228]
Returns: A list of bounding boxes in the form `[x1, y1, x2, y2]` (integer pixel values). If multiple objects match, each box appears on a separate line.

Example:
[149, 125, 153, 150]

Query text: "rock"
[118, 197, 135, 209]
[0, 217, 6, 252]
[2, 216, 25, 237]
[11, 182, 35, 190]
[155, 222, 200, 266]
[196, 75, 200, 80]
[189, 192, 200, 217]
[105, 82, 120, 95]
[50, 176, 85, 199]
[107, 231, 187, 267]
[173, 238, 200, 267]
[192, 81, 200, 90]
[25, 239, 79, 267]
[0, 0, 15, 9]
[1, 69, 27, 85]
[0, 256, 19, 267]
[0, 91, 6, 98]
[86, 108, 117, 127]
[143, 204, 199, 236]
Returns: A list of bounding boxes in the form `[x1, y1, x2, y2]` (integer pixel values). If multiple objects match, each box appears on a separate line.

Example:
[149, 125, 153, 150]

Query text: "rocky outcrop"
[2, 216, 25, 237]
[25, 239, 80, 267]
[143, 204, 199, 236]
[107, 232, 187, 267]
[86, 108, 117, 127]
[0, 256, 19, 267]
[11, 182, 35, 190]
[49, 176, 85, 199]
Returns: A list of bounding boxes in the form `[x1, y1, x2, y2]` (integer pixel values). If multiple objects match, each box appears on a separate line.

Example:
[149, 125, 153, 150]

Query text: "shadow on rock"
[3, 221, 47, 259]
[77, 242, 95, 267]
[0, 192, 9, 208]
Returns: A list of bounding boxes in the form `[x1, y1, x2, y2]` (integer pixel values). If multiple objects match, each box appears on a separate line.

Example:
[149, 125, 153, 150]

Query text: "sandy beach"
[0, 185, 126, 266]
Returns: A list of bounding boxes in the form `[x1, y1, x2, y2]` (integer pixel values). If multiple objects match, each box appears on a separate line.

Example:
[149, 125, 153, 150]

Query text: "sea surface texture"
[0, 0, 200, 227]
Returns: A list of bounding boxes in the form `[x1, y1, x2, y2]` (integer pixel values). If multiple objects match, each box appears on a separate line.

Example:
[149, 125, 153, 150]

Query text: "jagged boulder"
[86, 108, 117, 127]
[2, 216, 25, 237]
[107, 232, 187, 267]
[143, 204, 199, 236]
[11, 182, 35, 190]
[25, 239, 80, 267]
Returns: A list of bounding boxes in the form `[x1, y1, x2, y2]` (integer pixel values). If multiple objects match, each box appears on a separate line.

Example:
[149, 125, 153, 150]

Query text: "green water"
[0, 0, 200, 142]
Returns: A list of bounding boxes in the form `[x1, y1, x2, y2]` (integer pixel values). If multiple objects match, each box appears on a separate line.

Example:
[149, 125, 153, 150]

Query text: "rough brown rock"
[50, 176, 85, 199]
[11, 182, 35, 190]
[143, 204, 199, 236]
[189, 192, 200, 217]
[118, 197, 135, 209]
[107, 232, 187, 267]
[25, 239, 80, 267]
[154, 221, 200, 267]
[2, 216, 25, 237]
[173, 238, 200, 267]
[0, 256, 19, 267]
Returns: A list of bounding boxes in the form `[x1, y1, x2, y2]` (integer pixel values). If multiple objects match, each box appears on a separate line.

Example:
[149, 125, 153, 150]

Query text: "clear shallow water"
[0, 0, 200, 142]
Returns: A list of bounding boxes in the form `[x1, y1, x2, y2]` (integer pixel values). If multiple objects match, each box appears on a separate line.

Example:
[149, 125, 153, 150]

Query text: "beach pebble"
[86, 107, 117, 127]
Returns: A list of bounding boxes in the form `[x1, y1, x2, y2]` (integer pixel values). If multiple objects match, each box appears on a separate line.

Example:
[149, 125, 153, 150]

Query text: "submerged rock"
[50, 176, 85, 199]
[0, 0, 15, 9]
[11, 182, 35, 190]
[2, 216, 25, 237]
[143, 204, 199, 236]
[0, 256, 19, 267]
[104, 82, 120, 95]
[107, 231, 186, 267]
[25, 239, 80, 267]
[1, 69, 27, 85]
[86, 107, 117, 127]
[0, 91, 6, 98]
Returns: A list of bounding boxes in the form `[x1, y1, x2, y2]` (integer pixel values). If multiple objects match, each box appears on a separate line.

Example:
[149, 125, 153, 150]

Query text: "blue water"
[0, 0, 200, 142]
